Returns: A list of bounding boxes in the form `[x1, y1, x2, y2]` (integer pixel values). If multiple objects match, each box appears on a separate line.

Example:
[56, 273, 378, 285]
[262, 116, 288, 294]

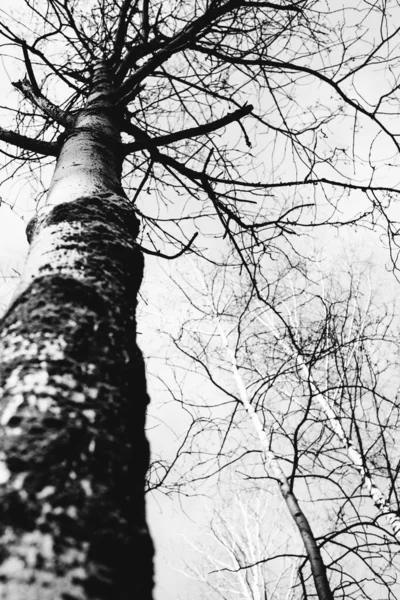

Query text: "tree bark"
[0, 63, 153, 599]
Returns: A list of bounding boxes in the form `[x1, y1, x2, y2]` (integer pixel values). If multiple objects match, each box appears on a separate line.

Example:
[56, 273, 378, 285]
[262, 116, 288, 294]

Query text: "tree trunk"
[213, 315, 333, 600]
[0, 63, 153, 599]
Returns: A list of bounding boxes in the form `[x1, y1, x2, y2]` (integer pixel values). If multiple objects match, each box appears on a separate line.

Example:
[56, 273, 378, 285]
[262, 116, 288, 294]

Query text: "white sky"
[0, 2, 400, 598]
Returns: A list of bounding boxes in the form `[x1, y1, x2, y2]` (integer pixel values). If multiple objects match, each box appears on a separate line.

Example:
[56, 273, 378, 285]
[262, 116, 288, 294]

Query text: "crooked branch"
[138, 232, 198, 259]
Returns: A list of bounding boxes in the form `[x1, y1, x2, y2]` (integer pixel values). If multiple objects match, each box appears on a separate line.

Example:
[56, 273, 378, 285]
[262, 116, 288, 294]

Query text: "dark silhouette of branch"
[13, 79, 74, 129]
[138, 232, 198, 259]
[123, 104, 253, 153]
[0, 126, 58, 156]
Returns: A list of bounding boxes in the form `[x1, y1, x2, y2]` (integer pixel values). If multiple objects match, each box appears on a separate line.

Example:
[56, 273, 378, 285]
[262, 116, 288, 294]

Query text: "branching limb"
[191, 44, 400, 153]
[115, 0, 242, 105]
[13, 79, 74, 129]
[123, 105, 253, 154]
[0, 126, 59, 157]
[111, 0, 138, 67]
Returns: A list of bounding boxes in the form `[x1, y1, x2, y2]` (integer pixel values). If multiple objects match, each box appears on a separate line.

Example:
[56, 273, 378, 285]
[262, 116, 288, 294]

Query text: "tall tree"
[192, 263, 333, 600]
[166, 257, 400, 599]
[0, 1, 400, 598]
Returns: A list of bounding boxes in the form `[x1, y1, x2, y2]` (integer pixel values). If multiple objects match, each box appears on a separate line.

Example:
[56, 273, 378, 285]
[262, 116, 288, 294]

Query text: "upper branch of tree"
[21, 40, 40, 95]
[115, 0, 244, 105]
[0, 126, 58, 157]
[0, 20, 84, 92]
[111, 0, 139, 67]
[137, 232, 199, 260]
[1, 0, 400, 269]
[244, 1, 305, 8]
[189, 44, 400, 153]
[123, 104, 253, 154]
[13, 78, 73, 129]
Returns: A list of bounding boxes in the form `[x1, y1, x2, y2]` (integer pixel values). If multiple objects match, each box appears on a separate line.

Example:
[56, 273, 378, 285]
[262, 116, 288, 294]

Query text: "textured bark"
[280, 487, 333, 600]
[0, 64, 153, 599]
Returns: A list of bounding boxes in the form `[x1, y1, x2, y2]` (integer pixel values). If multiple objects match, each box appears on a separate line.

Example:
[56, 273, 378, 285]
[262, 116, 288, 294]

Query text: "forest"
[0, 1, 399, 599]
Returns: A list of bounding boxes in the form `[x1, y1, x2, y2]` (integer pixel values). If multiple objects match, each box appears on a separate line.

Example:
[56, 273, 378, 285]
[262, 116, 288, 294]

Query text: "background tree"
[159, 256, 400, 599]
[176, 479, 298, 600]
[0, 1, 400, 598]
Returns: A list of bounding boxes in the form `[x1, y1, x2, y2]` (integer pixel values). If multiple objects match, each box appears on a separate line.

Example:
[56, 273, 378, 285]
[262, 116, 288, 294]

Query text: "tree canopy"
[1, 0, 400, 267]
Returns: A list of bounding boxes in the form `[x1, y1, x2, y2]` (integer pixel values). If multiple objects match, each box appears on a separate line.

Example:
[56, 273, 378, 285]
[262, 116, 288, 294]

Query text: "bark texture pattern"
[0, 193, 153, 599]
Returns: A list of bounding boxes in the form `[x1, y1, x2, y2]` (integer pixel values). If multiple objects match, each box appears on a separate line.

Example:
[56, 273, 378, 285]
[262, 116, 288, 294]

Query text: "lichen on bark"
[0, 193, 153, 599]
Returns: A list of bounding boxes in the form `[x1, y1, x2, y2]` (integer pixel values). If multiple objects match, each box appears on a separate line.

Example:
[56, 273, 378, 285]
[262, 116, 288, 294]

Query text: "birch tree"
[167, 258, 400, 599]
[0, 1, 400, 598]
[189, 264, 333, 600]
[178, 482, 299, 600]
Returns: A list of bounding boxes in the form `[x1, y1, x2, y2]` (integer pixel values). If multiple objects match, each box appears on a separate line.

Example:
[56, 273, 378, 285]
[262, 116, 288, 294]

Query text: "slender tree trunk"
[191, 260, 333, 600]
[0, 63, 153, 599]
[221, 328, 333, 600]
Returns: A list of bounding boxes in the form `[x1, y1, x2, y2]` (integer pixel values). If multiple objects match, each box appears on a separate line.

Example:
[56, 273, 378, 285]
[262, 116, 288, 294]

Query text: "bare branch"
[22, 40, 40, 95]
[13, 79, 74, 129]
[115, 0, 242, 105]
[123, 105, 253, 154]
[0, 126, 58, 156]
[138, 232, 198, 259]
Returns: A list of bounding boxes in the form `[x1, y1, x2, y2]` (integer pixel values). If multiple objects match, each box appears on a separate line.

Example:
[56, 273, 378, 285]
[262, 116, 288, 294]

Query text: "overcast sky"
[1, 2, 400, 598]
